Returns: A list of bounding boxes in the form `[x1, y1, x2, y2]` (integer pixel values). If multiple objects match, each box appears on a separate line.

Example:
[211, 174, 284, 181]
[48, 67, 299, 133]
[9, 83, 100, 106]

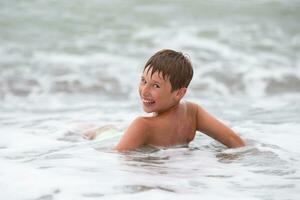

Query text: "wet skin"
[114, 68, 245, 151]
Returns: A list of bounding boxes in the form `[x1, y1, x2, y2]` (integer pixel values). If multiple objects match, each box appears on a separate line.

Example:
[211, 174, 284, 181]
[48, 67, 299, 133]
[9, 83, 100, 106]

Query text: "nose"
[140, 84, 150, 97]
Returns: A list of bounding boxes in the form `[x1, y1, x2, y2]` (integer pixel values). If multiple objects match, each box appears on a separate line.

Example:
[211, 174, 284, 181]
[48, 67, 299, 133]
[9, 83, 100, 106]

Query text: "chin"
[143, 107, 155, 113]
[141, 101, 157, 113]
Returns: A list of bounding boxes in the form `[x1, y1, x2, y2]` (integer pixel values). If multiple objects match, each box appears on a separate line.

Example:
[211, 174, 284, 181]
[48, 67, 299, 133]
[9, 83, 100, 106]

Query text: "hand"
[82, 124, 118, 140]
[83, 129, 97, 140]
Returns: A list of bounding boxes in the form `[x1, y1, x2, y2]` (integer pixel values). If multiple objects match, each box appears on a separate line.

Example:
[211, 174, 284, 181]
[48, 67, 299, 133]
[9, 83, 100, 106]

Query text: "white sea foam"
[1, 0, 300, 199]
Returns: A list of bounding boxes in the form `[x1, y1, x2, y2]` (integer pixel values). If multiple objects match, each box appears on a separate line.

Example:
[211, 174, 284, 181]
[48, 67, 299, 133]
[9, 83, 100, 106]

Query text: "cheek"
[154, 91, 165, 101]
[166, 93, 176, 102]
[138, 85, 143, 95]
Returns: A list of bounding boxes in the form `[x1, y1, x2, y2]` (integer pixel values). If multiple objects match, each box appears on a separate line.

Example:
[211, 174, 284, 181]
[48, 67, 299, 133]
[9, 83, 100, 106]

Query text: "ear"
[174, 87, 187, 101]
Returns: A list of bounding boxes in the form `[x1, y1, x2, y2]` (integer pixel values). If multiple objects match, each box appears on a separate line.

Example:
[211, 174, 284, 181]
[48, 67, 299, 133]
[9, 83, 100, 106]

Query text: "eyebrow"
[141, 75, 162, 84]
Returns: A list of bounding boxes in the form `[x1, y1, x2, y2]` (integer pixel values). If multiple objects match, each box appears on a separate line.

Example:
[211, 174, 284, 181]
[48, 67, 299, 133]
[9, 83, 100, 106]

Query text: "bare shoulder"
[184, 100, 201, 115]
[184, 101, 210, 127]
[114, 116, 150, 152]
[129, 116, 151, 131]
[186, 101, 208, 114]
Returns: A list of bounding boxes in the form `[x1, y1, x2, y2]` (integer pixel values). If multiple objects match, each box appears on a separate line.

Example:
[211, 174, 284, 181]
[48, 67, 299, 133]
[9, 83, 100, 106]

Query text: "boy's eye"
[140, 78, 146, 84]
[153, 84, 160, 88]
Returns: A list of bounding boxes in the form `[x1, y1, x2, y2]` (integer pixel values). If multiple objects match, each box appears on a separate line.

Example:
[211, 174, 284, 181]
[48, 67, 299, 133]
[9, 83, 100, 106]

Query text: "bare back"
[144, 101, 197, 147]
[114, 100, 245, 152]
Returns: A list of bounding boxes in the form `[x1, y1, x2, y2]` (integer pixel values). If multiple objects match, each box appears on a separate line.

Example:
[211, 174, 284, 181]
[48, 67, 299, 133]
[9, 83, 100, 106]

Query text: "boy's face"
[139, 67, 184, 114]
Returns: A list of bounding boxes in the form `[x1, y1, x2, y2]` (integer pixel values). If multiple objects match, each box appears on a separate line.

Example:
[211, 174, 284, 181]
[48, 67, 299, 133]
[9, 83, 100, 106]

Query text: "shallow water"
[1, 0, 300, 199]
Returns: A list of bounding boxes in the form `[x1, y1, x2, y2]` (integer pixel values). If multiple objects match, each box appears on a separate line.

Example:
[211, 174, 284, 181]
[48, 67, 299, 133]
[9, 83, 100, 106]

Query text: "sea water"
[0, 0, 300, 199]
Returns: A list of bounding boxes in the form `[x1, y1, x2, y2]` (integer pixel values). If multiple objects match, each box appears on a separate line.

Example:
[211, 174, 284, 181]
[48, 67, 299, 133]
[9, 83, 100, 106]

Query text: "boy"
[87, 49, 245, 151]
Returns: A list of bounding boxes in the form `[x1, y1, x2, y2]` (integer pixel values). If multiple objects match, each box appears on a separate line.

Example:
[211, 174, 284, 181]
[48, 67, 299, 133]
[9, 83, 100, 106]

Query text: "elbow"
[227, 136, 246, 148]
[113, 145, 128, 153]
[231, 142, 245, 148]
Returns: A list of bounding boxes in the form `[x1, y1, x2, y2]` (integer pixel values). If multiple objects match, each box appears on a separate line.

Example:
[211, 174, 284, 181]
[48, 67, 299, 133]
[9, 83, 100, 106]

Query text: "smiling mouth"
[142, 99, 156, 105]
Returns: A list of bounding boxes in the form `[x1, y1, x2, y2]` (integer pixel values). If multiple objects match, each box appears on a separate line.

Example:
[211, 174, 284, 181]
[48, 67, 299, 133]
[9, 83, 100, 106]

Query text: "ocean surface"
[1, 0, 300, 199]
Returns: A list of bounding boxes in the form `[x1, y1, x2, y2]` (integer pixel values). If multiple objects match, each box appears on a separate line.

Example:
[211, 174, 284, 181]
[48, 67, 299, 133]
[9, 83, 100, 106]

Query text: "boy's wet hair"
[143, 49, 193, 92]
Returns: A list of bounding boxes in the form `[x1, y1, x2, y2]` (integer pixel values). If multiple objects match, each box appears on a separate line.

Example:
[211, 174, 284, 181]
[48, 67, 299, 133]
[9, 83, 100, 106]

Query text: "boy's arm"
[114, 117, 148, 152]
[83, 125, 116, 140]
[195, 105, 245, 148]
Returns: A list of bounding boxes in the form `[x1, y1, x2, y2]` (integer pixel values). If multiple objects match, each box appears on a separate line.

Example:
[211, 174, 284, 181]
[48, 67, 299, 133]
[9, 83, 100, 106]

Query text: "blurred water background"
[0, 0, 300, 199]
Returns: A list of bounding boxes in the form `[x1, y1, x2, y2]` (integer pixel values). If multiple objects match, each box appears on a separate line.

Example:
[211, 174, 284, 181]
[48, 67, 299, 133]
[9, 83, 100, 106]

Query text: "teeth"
[143, 99, 155, 104]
